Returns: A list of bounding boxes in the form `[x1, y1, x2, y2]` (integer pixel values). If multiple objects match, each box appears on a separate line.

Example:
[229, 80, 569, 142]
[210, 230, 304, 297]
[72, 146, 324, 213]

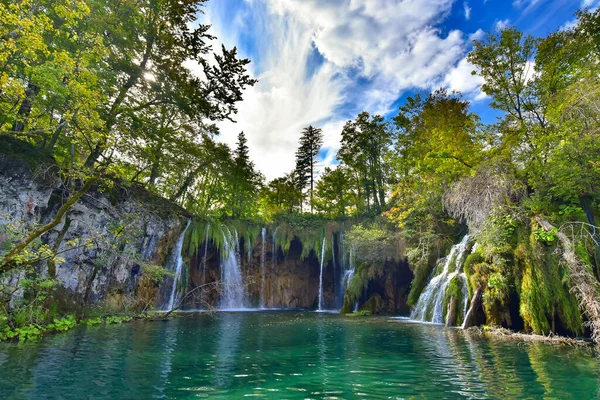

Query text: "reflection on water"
[215, 312, 242, 388]
[0, 311, 598, 399]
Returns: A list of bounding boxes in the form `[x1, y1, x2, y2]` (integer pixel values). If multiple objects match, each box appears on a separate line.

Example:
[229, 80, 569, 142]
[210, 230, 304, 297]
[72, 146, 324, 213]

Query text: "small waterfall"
[339, 246, 357, 310]
[318, 237, 326, 311]
[219, 226, 246, 310]
[411, 235, 470, 324]
[260, 227, 266, 308]
[201, 222, 210, 285]
[164, 220, 191, 311]
[343, 268, 355, 295]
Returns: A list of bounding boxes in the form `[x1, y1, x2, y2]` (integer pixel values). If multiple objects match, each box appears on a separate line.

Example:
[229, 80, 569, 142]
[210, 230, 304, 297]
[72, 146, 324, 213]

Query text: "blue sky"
[200, 0, 594, 180]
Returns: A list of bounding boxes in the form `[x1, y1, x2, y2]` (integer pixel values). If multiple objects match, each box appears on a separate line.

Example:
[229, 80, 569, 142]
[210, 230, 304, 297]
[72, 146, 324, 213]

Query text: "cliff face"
[0, 146, 186, 311]
[181, 234, 413, 313]
[0, 142, 414, 314]
[184, 237, 325, 310]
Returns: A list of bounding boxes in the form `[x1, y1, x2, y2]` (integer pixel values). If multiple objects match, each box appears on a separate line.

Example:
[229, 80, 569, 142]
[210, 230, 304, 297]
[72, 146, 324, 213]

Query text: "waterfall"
[201, 222, 210, 285]
[343, 268, 355, 295]
[164, 220, 191, 312]
[260, 227, 266, 308]
[411, 235, 470, 324]
[318, 237, 326, 311]
[339, 246, 357, 310]
[219, 226, 246, 310]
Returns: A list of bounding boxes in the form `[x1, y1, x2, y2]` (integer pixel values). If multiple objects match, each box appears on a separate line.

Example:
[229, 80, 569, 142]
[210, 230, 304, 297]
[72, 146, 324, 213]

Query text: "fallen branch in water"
[467, 326, 593, 347]
[163, 281, 219, 318]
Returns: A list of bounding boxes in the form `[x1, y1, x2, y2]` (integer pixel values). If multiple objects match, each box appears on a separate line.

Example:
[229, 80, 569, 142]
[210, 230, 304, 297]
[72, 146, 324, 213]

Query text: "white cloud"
[442, 57, 487, 101]
[581, 0, 600, 6]
[495, 19, 511, 31]
[207, 0, 471, 180]
[464, 2, 472, 20]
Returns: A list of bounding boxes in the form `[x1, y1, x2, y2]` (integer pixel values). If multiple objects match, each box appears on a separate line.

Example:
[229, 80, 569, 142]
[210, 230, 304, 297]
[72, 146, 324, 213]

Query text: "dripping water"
[219, 226, 246, 310]
[164, 220, 191, 312]
[318, 237, 326, 311]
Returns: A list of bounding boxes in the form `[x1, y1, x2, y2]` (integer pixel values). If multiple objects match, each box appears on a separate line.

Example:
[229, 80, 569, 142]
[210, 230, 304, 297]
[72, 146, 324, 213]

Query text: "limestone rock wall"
[0, 151, 186, 310]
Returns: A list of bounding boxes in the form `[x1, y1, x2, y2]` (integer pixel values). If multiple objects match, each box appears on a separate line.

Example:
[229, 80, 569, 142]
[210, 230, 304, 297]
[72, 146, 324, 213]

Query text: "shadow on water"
[0, 312, 599, 399]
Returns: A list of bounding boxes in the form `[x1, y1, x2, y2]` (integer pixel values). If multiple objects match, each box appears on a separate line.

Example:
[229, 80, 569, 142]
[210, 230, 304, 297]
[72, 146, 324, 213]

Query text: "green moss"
[0, 135, 54, 168]
[517, 228, 583, 335]
[407, 261, 435, 307]
[347, 310, 371, 317]
[360, 293, 383, 315]
[464, 253, 483, 274]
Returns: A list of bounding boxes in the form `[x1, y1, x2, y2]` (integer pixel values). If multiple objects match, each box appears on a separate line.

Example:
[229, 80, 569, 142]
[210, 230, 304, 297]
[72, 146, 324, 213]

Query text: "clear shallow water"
[1, 312, 599, 399]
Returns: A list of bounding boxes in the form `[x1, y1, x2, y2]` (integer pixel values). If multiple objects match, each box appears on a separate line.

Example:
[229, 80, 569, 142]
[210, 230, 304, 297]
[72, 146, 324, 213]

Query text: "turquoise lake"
[0, 311, 598, 399]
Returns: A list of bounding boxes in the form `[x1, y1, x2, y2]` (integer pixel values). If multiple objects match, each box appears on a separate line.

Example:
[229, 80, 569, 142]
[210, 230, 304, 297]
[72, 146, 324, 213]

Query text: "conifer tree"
[295, 126, 324, 212]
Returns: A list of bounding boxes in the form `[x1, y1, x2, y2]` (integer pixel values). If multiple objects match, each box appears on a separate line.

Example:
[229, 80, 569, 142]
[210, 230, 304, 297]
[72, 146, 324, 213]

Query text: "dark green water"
[1, 312, 598, 399]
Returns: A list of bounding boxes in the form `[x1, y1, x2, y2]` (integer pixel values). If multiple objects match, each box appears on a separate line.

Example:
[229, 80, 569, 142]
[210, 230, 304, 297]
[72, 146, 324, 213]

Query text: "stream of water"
[164, 221, 191, 311]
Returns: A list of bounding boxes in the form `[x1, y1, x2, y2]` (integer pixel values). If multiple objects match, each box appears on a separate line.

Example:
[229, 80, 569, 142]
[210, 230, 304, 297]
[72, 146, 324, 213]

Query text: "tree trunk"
[47, 213, 72, 279]
[462, 286, 483, 329]
[170, 163, 207, 202]
[11, 82, 39, 132]
[445, 295, 457, 327]
[84, 25, 157, 168]
[47, 119, 67, 150]
[310, 153, 314, 213]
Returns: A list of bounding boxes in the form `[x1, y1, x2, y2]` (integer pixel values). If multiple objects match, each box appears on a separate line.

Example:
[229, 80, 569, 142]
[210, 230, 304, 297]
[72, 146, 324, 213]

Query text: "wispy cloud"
[206, 0, 477, 180]
[464, 2, 472, 20]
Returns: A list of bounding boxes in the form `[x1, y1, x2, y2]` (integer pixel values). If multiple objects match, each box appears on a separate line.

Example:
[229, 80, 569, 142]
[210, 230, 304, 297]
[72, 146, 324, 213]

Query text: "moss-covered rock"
[360, 293, 383, 315]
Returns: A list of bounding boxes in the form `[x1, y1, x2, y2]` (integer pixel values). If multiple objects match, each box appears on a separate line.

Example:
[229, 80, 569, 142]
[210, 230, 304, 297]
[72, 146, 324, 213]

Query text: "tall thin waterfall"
[260, 227, 266, 308]
[201, 222, 210, 285]
[318, 237, 326, 311]
[165, 220, 191, 311]
[411, 235, 470, 324]
[219, 226, 246, 309]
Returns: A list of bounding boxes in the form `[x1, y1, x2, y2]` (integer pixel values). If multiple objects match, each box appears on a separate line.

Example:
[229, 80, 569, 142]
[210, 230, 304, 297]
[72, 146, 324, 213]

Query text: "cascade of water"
[411, 235, 470, 324]
[165, 220, 191, 311]
[260, 227, 266, 308]
[219, 226, 246, 309]
[343, 268, 355, 293]
[201, 222, 210, 285]
[318, 237, 326, 311]
[339, 247, 357, 309]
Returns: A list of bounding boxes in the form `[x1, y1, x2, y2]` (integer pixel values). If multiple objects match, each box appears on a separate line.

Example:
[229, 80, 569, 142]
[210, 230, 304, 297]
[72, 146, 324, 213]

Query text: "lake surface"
[0, 311, 598, 399]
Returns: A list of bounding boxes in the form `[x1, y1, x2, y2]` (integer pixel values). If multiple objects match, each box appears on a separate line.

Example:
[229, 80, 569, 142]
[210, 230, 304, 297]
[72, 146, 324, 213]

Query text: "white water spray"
[318, 237, 326, 311]
[219, 226, 246, 309]
[411, 235, 470, 324]
[165, 220, 191, 311]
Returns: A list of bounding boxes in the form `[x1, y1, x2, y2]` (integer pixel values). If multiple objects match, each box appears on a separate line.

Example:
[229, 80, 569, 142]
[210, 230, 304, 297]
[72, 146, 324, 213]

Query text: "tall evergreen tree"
[295, 125, 324, 212]
[230, 131, 262, 218]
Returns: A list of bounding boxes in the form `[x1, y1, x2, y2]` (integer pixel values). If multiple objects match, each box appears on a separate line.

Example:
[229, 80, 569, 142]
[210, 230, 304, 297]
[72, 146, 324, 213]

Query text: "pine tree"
[295, 126, 324, 212]
[230, 132, 262, 217]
